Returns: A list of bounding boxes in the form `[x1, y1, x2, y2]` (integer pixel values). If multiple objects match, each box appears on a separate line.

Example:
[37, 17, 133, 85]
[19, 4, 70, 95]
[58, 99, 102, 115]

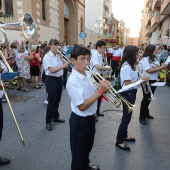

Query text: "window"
[42, 0, 46, 20]
[5, 0, 13, 14]
[80, 17, 83, 32]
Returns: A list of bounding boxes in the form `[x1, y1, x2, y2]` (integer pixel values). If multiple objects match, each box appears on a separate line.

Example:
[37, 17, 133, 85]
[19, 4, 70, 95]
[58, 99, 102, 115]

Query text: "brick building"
[129, 37, 139, 46]
[0, 0, 85, 45]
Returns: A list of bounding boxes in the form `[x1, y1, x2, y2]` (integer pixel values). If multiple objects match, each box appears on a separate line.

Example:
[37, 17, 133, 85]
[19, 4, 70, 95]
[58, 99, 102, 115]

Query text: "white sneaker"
[44, 100, 48, 105]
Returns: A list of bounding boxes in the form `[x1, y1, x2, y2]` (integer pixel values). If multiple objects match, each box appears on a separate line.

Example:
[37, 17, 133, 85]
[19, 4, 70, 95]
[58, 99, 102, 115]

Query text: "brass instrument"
[0, 12, 36, 45]
[59, 47, 135, 113]
[0, 12, 36, 145]
[0, 52, 25, 145]
[141, 81, 156, 100]
[152, 63, 170, 74]
[0, 78, 25, 145]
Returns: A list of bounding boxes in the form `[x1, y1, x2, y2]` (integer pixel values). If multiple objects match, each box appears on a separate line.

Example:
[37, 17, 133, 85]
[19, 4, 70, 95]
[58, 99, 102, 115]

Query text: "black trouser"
[0, 99, 3, 141]
[63, 68, 68, 88]
[94, 76, 102, 114]
[111, 60, 120, 78]
[139, 80, 157, 120]
[69, 112, 96, 170]
[116, 89, 137, 144]
[45, 76, 63, 124]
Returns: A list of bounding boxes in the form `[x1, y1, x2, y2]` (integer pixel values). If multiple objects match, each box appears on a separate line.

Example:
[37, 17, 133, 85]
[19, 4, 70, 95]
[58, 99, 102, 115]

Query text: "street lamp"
[94, 16, 105, 39]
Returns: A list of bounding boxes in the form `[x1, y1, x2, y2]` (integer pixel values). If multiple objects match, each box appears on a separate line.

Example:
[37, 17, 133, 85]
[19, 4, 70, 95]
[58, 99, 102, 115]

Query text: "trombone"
[58, 47, 135, 113]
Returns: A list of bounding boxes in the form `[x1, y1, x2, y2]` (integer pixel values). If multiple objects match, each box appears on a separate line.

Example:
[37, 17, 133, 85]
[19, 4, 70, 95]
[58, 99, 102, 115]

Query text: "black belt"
[46, 75, 62, 79]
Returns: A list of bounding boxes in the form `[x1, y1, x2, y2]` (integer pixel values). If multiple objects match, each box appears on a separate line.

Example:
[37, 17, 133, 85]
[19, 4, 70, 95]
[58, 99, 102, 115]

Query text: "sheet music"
[165, 56, 170, 65]
[151, 82, 166, 86]
[117, 79, 144, 93]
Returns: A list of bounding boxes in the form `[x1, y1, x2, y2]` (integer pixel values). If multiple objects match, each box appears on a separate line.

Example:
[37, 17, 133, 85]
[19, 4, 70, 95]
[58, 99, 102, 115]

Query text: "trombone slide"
[0, 80, 25, 145]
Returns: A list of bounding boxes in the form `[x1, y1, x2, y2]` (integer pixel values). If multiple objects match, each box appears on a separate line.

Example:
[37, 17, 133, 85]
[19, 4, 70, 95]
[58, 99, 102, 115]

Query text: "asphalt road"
[0, 83, 170, 170]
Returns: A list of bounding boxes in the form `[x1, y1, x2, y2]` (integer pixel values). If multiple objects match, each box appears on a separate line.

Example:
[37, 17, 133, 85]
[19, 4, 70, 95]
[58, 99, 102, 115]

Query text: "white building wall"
[38, 25, 59, 42]
[85, 0, 113, 45]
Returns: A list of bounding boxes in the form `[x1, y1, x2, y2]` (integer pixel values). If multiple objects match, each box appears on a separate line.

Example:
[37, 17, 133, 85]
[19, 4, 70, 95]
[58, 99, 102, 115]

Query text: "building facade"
[85, 0, 119, 46]
[139, 0, 170, 47]
[0, 0, 85, 45]
[129, 37, 139, 46]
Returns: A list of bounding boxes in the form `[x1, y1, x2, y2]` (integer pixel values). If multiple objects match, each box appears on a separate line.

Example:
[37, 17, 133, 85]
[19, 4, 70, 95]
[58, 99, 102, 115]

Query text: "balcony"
[152, 0, 161, 8]
[160, 0, 170, 15]
[146, 0, 149, 7]
[145, 26, 152, 36]
[147, 5, 153, 12]
[104, 0, 109, 11]
[151, 11, 160, 29]
[146, 13, 152, 28]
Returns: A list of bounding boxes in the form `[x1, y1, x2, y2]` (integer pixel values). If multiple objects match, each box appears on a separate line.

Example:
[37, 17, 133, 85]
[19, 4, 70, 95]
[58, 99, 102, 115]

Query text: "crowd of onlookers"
[0, 40, 70, 103]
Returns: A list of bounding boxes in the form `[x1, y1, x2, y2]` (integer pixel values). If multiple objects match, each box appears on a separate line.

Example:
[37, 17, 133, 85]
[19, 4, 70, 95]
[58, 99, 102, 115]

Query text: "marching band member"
[139, 44, 167, 125]
[67, 45, 110, 170]
[90, 40, 111, 117]
[111, 44, 122, 78]
[115, 45, 149, 151]
[43, 39, 70, 131]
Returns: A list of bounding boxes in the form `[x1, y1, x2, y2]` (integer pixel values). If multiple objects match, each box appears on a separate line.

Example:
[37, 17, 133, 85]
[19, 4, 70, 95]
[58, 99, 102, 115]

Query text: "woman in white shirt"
[116, 45, 149, 151]
[139, 44, 166, 125]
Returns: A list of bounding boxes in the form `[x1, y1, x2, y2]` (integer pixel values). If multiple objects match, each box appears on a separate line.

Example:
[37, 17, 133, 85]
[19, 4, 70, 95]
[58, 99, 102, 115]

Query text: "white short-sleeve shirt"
[43, 51, 63, 77]
[120, 62, 138, 89]
[90, 50, 103, 74]
[139, 57, 160, 80]
[66, 69, 97, 117]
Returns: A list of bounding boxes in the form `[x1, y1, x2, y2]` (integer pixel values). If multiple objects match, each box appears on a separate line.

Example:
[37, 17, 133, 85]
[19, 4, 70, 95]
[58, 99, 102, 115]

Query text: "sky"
[112, 0, 145, 37]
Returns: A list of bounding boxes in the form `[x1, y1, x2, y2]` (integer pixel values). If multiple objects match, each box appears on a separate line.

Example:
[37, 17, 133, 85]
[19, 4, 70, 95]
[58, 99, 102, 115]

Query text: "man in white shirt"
[43, 39, 70, 131]
[111, 44, 122, 78]
[90, 40, 111, 117]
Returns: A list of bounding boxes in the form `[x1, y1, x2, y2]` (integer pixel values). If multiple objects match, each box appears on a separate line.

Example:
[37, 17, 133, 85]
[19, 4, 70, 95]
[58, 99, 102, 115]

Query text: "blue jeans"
[116, 89, 137, 144]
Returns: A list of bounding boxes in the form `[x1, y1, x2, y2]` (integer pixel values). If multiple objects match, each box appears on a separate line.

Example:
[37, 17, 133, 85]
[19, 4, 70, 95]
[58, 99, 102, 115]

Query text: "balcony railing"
[151, 11, 160, 28]
[146, 0, 149, 7]
[160, 0, 170, 15]
[145, 26, 152, 36]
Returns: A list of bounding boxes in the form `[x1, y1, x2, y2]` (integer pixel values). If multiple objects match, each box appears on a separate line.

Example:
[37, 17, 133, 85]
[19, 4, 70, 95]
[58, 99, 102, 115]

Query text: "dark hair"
[49, 39, 59, 45]
[95, 40, 106, 49]
[42, 46, 50, 57]
[119, 45, 139, 70]
[70, 45, 91, 60]
[143, 44, 156, 62]
[36, 46, 41, 53]
[163, 44, 167, 50]
[10, 42, 17, 49]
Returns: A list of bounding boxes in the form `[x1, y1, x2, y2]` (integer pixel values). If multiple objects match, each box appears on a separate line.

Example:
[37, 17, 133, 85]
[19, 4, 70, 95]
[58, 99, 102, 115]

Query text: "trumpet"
[141, 81, 156, 100]
[151, 62, 170, 74]
[58, 48, 135, 113]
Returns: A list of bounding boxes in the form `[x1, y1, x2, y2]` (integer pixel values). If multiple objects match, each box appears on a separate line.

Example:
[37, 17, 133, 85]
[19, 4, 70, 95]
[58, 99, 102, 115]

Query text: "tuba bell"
[0, 12, 36, 45]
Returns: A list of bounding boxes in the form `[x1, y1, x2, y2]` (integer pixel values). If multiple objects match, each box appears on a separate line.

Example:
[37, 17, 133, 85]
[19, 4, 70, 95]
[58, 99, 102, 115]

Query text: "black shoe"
[88, 165, 100, 170]
[46, 123, 53, 131]
[124, 137, 136, 142]
[115, 142, 131, 151]
[97, 112, 104, 117]
[0, 157, 10, 165]
[53, 118, 65, 123]
[146, 115, 154, 119]
[139, 119, 147, 125]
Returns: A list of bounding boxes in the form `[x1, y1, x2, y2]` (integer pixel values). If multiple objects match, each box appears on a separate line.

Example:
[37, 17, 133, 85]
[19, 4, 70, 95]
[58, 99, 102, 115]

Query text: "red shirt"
[30, 52, 40, 67]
